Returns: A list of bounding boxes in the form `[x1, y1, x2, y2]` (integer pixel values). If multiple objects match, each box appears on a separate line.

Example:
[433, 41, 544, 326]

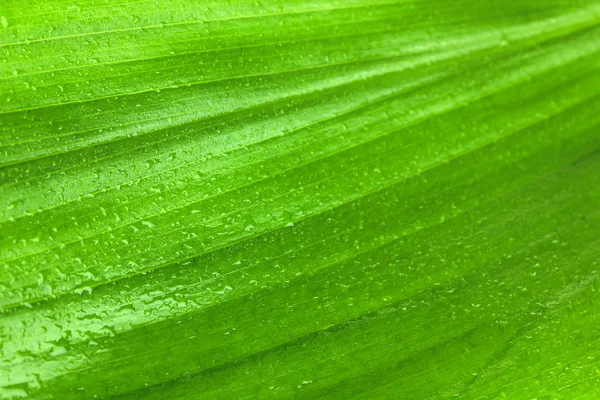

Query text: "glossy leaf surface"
[1, 0, 600, 398]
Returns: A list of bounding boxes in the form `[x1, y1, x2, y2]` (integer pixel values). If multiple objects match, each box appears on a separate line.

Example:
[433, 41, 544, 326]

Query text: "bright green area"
[1, 0, 600, 398]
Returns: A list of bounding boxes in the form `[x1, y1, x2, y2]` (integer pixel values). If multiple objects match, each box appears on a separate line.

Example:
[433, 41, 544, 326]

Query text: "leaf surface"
[1, 0, 600, 398]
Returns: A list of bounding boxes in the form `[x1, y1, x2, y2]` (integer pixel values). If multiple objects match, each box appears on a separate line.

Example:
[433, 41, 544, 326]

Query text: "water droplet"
[74, 287, 93, 295]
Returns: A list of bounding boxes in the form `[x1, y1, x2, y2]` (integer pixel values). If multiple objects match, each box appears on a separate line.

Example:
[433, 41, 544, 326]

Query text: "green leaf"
[1, 0, 600, 398]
